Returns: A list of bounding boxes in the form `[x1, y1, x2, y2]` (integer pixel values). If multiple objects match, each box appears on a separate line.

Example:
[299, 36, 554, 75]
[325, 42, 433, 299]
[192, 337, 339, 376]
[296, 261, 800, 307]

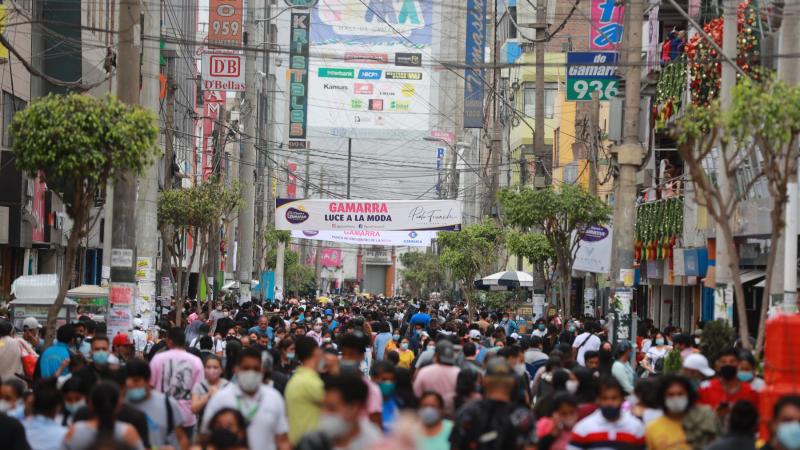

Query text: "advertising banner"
[321, 248, 343, 268]
[591, 0, 625, 50]
[202, 90, 226, 180]
[276, 199, 462, 231]
[464, 0, 487, 128]
[572, 225, 613, 273]
[291, 230, 437, 247]
[566, 52, 619, 101]
[306, 0, 434, 133]
[208, 0, 243, 47]
[202, 50, 245, 91]
[289, 12, 311, 141]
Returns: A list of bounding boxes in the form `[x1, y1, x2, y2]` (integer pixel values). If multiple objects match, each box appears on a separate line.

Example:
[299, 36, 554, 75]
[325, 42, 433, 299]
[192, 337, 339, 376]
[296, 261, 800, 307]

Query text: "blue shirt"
[39, 342, 71, 378]
[23, 415, 67, 450]
[374, 332, 392, 361]
[409, 312, 431, 330]
[503, 319, 519, 336]
[248, 325, 273, 340]
[381, 396, 399, 432]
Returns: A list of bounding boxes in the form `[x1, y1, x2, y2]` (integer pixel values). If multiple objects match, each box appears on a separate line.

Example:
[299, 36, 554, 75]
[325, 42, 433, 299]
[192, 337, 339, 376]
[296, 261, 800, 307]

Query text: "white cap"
[133, 318, 143, 329]
[683, 352, 715, 377]
[468, 329, 482, 340]
[23, 317, 42, 329]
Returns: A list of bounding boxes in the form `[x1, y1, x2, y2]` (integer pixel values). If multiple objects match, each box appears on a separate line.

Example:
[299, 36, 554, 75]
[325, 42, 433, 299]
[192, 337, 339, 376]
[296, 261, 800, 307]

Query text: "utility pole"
[585, 91, 600, 316]
[274, 153, 287, 302]
[609, 0, 644, 305]
[314, 169, 323, 292]
[300, 149, 311, 266]
[346, 138, 352, 199]
[712, 0, 738, 321]
[534, 0, 548, 186]
[237, 0, 257, 303]
[160, 71, 177, 290]
[779, 0, 800, 312]
[110, 0, 142, 290]
[208, 105, 226, 306]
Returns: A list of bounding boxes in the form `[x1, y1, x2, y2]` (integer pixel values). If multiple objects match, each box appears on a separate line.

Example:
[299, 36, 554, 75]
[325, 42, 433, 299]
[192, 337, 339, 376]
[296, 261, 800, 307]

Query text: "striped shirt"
[568, 409, 646, 450]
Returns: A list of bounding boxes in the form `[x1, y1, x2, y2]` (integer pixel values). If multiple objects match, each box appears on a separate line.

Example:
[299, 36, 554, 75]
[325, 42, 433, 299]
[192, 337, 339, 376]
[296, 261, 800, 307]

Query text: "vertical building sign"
[591, 0, 625, 50]
[435, 147, 445, 197]
[287, 162, 298, 198]
[289, 13, 310, 142]
[202, 90, 227, 181]
[463, 0, 487, 128]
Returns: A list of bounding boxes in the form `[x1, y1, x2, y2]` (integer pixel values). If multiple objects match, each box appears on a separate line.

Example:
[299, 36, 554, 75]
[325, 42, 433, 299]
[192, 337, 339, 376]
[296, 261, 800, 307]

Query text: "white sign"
[572, 225, 613, 273]
[276, 198, 462, 231]
[533, 294, 545, 320]
[202, 50, 246, 91]
[291, 229, 437, 247]
[111, 248, 134, 268]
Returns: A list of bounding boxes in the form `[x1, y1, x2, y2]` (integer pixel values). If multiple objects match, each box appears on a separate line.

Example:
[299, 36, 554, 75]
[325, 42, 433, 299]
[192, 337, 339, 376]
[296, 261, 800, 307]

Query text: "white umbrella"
[476, 270, 534, 288]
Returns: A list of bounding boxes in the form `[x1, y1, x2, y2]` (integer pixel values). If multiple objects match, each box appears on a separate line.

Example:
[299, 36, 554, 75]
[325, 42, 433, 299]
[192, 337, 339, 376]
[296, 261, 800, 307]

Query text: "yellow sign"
[0, 4, 8, 61]
[401, 84, 415, 97]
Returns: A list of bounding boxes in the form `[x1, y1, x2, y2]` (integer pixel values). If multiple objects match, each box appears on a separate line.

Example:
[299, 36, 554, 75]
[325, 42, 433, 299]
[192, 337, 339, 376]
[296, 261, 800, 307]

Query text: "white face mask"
[318, 414, 351, 440]
[237, 370, 263, 393]
[566, 380, 579, 394]
[0, 400, 11, 413]
[514, 363, 527, 376]
[664, 395, 689, 414]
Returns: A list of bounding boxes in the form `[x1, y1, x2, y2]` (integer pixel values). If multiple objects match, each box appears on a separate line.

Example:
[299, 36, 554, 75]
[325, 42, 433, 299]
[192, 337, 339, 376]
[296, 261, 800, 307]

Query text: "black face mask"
[719, 365, 738, 381]
[600, 405, 621, 421]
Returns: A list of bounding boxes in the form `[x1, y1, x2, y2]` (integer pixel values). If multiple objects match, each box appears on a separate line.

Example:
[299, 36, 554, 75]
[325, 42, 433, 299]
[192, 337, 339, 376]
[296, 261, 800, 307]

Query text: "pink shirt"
[149, 349, 205, 426]
[364, 376, 383, 417]
[413, 363, 461, 413]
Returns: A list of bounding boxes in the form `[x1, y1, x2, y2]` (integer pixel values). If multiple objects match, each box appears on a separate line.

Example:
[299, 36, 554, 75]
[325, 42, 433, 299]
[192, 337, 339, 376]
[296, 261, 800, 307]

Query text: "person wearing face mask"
[370, 361, 399, 431]
[294, 374, 382, 450]
[274, 337, 298, 377]
[0, 377, 27, 419]
[645, 375, 719, 450]
[704, 400, 759, 450]
[416, 391, 452, 450]
[532, 319, 548, 338]
[395, 337, 415, 369]
[697, 347, 758, 419]
[384, 329, 401, 355]
[192, 355, 230, 428]
[372, 322, 393, 362]
[611, 341, 635, 395]
[536, 393, 579, 450]
[38, 324, 75, 379]
[569, 377, 645, 449]
[337, 332, 384, 429]
[534, 368, 575, 418]
[285, 336, 324, 445]
[641, 332, 672, 376]
[202, 347, 291, 450]
[306, 320, 324, 346]
[680, 352, 715, 390]
[84, 335, 113, 380]
[501, 313, 519, 337]
[500, 345, 531, 407]
[21, 378, 67, 450]
[124, 358, 190, 449]
[738, 351, 765, 392]
[413, 340, 461, 415]
[763, 395, 800, 450]
[58, 377, 87, 427]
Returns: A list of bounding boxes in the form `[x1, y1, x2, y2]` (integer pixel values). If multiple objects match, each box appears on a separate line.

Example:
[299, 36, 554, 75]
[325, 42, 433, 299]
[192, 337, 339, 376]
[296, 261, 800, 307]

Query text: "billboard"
[289, 12, 311, 141]
[291, 229, 437, 247]
[591, 0, 625, 50]
[572, 225, 613, 273]
[306, 0, 434, 133]
[202, 50, 246, 91]
[566, 52, 619, 101]
[276, 199, 462, 231]
[464, 0, 487, 128]
[208, 0, 243, 47]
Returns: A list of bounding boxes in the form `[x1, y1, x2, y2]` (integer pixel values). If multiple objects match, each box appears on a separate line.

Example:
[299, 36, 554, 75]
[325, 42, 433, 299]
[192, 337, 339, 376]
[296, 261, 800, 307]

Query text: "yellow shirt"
[284, 366, 324, 444]
[398, 349, 415, 369]
[645, 415, 690, 450]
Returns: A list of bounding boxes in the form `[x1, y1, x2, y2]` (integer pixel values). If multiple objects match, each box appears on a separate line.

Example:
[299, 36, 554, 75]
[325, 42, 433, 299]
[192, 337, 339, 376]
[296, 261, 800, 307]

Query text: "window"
[523, 83, 558, 119]
[563, 162, 579, 184]
[2, 92, 26, 149]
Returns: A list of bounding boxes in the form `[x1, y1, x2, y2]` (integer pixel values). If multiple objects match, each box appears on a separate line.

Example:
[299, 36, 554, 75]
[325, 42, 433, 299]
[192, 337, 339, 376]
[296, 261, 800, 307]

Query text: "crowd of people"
[0, 294, 798, 450]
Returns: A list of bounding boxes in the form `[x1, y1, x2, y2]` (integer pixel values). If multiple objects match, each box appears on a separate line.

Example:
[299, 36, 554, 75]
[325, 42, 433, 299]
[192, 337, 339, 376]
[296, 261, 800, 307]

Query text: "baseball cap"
[112, 333, 133, 347]
[435, 340, 456, 365]
[683, 352, 715, 377]
[23, 317, 42, 330]
[468, 329, 481, 340]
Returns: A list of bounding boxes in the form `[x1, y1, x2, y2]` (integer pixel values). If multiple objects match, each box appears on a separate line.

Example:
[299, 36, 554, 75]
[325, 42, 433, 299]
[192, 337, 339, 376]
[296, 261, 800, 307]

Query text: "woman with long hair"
[61, 382, 143, 450]
[192, 408, 248, 450]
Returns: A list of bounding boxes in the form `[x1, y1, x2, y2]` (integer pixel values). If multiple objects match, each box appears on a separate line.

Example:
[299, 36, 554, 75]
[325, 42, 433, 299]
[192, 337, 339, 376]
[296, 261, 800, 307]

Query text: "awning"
[754, 273, 800, 289]
[739, 270, 766, 284]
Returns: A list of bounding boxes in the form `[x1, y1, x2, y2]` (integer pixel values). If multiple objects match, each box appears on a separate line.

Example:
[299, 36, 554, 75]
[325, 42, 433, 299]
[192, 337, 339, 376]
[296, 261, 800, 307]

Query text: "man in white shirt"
[131, 318, 148, 357]
[202, 347, 291, 450]
[572, 321, 601, 367]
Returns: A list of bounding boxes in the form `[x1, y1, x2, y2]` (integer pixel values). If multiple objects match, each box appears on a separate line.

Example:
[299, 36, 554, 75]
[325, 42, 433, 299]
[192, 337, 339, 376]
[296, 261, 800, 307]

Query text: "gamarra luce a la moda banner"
[275, 199, 462, 231]
[307, 0, 435, 133]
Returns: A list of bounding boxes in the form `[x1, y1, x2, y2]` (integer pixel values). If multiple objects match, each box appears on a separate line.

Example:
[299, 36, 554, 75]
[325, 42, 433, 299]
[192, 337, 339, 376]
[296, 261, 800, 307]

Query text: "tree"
[256, 226, 290, 301]
[438, 221, 505, 319]
[506, 231, 555, 296]
[499, 184, 611, 317]
[284, 250, 316, 297]
[399, 250, 443, 298]
[672, 76, 800, 351]
[10, 94, 158, 344]
[158, 179, 240, 325]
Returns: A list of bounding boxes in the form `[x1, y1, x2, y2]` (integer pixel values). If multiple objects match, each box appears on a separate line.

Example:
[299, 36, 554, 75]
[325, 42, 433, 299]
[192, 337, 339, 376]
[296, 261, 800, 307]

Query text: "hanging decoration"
[634, 197, 684, 263]
[684, 0, 761, 106]
[654, 62, 687, 128]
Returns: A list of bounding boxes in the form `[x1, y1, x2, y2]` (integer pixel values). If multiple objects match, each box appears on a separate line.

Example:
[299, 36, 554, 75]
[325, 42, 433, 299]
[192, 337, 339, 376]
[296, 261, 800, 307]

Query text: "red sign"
[321, 248, 343, 268]
[202, 90, 227, 181]
[209, 54, 241, 77]
[208, 0, 242, 47]
[354, 83, 374, 95]
[287, 162, 297, 198]
[110, 284, 134, 305]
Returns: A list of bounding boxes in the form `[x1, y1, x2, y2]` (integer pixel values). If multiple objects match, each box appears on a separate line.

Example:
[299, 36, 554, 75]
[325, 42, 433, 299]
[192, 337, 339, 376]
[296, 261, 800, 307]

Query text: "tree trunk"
[756, 199, 786, 353]
[45, 219, 83, 346]
[721, 225, 751, 350]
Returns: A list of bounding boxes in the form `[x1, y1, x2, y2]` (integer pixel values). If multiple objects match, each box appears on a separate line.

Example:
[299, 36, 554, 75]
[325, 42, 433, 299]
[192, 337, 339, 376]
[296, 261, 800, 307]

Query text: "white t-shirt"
[201, 383, 289, 450]
[572, 332, 601, 366]
[190, 336, 225, 354]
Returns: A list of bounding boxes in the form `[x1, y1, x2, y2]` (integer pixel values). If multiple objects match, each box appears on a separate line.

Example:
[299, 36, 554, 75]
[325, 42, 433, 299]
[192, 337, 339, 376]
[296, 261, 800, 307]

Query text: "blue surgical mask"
[126, 387, 147, 403]
[392, 334, 400, 341]
[655, 339, 665, 346]
[400, 342, 409, 350]
[379, 381, 396, 397]
[777, 421, 800, 450]
[92, 351, 109, 365]
[286, 352, 296, 361]
[737, 371, 754, 382]
[569, 326, 576, 332]
[538, 324, 546, 331]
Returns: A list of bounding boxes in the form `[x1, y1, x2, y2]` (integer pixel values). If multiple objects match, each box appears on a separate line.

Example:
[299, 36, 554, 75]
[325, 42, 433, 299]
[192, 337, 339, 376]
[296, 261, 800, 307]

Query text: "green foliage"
[700, 320, 736, 363]
[438, 221, 505, 310]
[284, 250, 316, 296]
[11, 94, 158, 213]
[158, 180, 241, 232]
[499, 184, 611, 314]
[506, 231, 554, 266]
[262, 226, 291, 271]
[399, 250, 443, 298]
[663, 349, 684, 374]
